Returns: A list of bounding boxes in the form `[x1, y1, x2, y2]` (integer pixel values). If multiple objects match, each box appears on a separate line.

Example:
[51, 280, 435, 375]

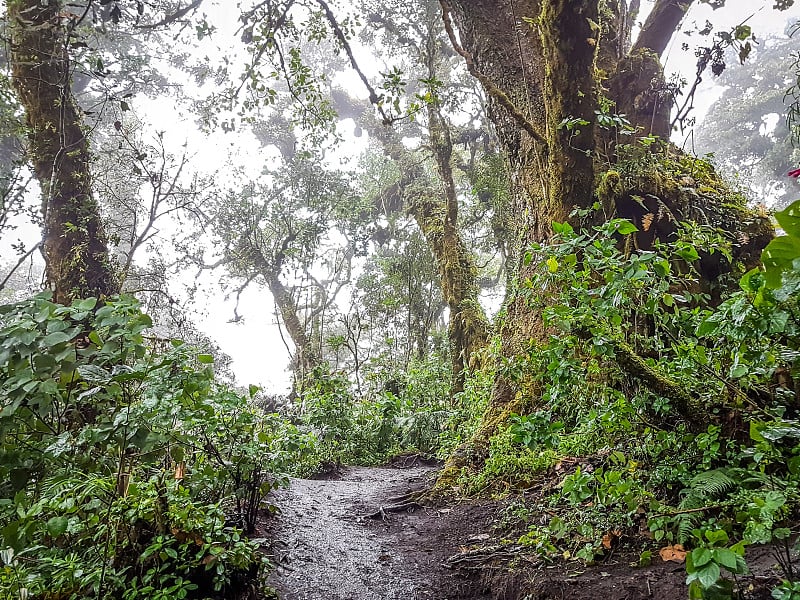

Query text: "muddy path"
[265, 465, 492, 600]
[263, 465, 785, 600]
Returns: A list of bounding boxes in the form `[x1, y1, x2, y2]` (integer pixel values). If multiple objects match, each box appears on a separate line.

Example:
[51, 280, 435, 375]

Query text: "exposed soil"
[265, 464, 492, 599]
[263, 465, 789, 600]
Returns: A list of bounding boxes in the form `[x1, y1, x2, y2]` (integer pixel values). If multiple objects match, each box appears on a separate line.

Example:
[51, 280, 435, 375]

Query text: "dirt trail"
[265, 465, 491, 600]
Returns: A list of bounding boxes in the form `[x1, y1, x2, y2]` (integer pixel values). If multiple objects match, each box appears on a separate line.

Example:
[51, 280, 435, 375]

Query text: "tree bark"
[632, 0, 694, 57]
[8, 0, 118, 304]
[268, 275, 321, 382]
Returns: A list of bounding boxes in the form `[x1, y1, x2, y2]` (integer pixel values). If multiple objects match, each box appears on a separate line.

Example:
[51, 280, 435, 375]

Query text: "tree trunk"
[8, 0, 118, 304]
[442, 0, 772, 458]
[445, 0, 598, 418]
[411, 105, 489, 395]
[268, 275, 321, 383]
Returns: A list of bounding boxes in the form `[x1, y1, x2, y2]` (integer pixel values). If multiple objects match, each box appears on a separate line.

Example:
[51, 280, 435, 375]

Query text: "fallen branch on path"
[445, 544, 536, 571]
[367, 501, 423, 520]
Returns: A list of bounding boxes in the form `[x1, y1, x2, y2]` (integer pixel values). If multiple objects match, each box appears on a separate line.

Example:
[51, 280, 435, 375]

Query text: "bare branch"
[135, 0, 205, 30]
[314, 0, 393, 125]
[0, 242, 42, 292]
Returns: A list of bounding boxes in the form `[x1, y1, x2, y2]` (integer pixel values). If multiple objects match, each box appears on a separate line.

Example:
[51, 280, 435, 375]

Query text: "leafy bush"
[298, 355, 453, 466]
[0, 294, 313, 599]
[457, 209, 800, 593]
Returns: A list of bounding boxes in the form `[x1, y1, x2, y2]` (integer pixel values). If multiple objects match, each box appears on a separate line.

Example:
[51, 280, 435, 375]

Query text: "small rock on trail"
[265, 465, 490, 600]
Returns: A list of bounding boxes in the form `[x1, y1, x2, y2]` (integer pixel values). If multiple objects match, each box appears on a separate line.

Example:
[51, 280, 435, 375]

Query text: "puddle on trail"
[266, 465, 481, 600]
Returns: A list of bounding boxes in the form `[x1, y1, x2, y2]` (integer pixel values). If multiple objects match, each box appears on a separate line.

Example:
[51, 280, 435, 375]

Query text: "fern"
[685, 468, 737, 501]
[676, 513, 697, 545]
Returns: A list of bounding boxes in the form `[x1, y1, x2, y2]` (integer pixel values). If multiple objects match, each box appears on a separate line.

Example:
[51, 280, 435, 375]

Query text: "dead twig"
[367, 501, 423, 519]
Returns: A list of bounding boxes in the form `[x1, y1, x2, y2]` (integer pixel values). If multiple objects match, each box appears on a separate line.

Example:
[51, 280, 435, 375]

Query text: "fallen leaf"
[659, 544, 687, 563]
[602, 530, 621, 549]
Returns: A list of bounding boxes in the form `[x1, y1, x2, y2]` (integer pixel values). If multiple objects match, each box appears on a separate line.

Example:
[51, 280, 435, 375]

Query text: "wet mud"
[264, 467, 786, 600]
[265, 465, 491, 600]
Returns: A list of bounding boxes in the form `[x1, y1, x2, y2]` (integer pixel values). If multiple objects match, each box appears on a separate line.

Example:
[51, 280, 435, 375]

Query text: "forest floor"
[261, 461, 785, 600]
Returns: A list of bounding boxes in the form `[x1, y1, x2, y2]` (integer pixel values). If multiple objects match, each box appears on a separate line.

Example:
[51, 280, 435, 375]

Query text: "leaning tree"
[6, 0, 119, 304]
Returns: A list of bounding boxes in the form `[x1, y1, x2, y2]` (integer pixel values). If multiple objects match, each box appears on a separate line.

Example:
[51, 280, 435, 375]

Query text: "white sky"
[2, 0, 799, 394]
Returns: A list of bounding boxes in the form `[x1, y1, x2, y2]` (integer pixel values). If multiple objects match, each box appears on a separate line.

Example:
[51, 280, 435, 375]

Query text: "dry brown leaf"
[642, 213, 654, 231]
[602, 530, 622, 549]
[659, 544, 687, 563]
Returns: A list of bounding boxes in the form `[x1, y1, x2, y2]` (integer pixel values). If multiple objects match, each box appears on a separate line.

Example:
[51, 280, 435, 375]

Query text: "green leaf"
[692, 547, 713, 568]
[249, 384, 260, 398]
[750, 421, 766, 443]
[775, 200, 800, 238]
[546, 256, 559, 273]
[197, 354, 214, 364]
[734, 24, 752, 40]
[697, 561, 721, 589]
[762, 235, 800, 287]
[729, 364, 748, 379]
[46, 516, 69, 537]
[73, 298, 98, 312]
[713, 548, 739, 571]
[615, 220, 638, 235]
[41, 331, 71, 346]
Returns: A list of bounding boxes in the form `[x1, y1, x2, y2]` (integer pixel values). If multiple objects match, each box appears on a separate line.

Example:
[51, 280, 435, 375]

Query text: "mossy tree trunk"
[444, 0, 598, 422]
[241, 227, 322, 387]
[268, 274, 321, 385]
[442, 0, 772, 450]
[8, 0, 118, 304]
[410, 103, 489, 396]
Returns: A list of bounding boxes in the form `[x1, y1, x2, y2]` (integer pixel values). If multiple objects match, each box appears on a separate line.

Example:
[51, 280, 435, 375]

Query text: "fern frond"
[676, 513, 698, 545]
[687, 468, 737, 500]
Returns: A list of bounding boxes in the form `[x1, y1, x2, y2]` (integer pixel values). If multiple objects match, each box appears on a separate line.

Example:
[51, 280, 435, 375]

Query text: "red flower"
[789, 168, 800, 178]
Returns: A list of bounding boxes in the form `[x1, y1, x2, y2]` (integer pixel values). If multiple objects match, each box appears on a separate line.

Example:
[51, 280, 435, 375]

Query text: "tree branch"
[135, 0, 205, 30]
[632, 0, 695, 57]
[0, 242, 42, 292]
[314, 0, 393, 125]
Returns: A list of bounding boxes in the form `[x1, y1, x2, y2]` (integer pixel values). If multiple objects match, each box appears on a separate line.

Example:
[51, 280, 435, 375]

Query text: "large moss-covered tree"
[7, 0, 118, 304]
[441, 0, 775, 443]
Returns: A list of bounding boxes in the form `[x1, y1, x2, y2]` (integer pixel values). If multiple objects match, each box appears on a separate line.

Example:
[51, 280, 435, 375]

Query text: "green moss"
[468, 428, 559, 494]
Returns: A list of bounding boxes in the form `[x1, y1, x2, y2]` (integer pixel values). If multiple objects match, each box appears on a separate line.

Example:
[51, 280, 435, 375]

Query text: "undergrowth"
[0, 295, 314, 599]
[450, 203, 800, 599]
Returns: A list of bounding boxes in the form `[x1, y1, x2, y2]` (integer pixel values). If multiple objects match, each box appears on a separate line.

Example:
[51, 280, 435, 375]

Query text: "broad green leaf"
[692, 547, 713, 568]
[46, 516, 68, 537]
[41, 332, 71, 347]
[696, 561, 721, 589]
[729, 364, 748, 379]
[615, 220, 638, 235]
[713, 548, 739, 571]
[750, 421, 766, 443]
[73, 298, 98, 312]
[704, 529, 729, 545]
[546, 256, 559, 273]
[774, 199, 800, 239]
[197, 354, 214, 364]
[762, 235, 800, 287]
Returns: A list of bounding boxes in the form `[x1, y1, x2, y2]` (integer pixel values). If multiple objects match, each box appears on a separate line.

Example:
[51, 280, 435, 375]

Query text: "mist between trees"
[3, 1, 800, 599]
